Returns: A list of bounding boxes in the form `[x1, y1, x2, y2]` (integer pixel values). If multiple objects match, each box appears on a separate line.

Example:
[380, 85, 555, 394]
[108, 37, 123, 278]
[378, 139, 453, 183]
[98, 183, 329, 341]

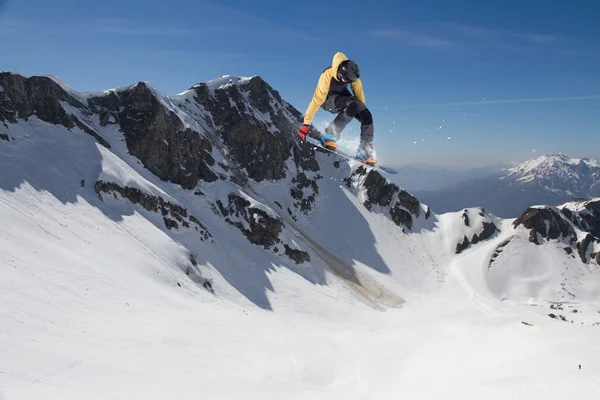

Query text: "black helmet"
[338, 60, 360, 82]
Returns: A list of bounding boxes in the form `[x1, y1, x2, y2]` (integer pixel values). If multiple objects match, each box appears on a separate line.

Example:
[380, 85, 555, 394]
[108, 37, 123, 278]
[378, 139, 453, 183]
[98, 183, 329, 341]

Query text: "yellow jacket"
[303, 52, 365, 126]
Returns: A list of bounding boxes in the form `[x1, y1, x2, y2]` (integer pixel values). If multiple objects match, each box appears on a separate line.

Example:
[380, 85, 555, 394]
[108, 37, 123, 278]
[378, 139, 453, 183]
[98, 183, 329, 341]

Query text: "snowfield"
[1, 78, 600, 400]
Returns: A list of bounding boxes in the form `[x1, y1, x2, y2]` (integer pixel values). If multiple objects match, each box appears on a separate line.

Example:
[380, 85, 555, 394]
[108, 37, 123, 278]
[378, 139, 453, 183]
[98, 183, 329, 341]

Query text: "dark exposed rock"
[203, 279, 214, 293]
[425, 206, 432, 220]
[351, 167, 421, 230]
[0, 73, 83, 126]
[163, 217, 179, 230]
[560, 199, 600, 239]
[190, 76, 306, 182]
[117, 82, 217, 189]
[513, 207, 577, 245]
[560, 207, 573, 221]
[396, 190, 421, 218]
[455, 212, 499, 254]
[293, 145, 320, 173]
[489, 238, 512, 268]
[0, 133, 9, 141]
[577, 233, 594, 263]
[512, 206, 600, 263]
[290, 188, 303, 200]
[217, 192, 309, 263]
[0, 73, 111, 149]
[362, 168, 395, 208]
[472, 222, 498, 245]
[99, 111, 118, 126]
[290, 172, 320, 213]
[390, 207, 413, 230]
[462, 210, 470, 227]
[456, 236, 470, 254]
[94, 180, 211, 240]
[284, 244, 310, 264]
[217, 193, 283, 249]
[88, 90, 121, 112]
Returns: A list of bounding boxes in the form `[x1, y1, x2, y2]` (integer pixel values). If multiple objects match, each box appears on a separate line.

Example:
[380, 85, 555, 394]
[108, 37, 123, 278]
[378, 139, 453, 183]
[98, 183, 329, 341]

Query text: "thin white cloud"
[92, 17, 317, 42]
[434, 22, 562, 45]
[371, 22, 566, 53]
[0, 19, 37, 38]
[370, 29, 458, 49]
[399, 94, 600, 108]
[94, 20, 195, 37]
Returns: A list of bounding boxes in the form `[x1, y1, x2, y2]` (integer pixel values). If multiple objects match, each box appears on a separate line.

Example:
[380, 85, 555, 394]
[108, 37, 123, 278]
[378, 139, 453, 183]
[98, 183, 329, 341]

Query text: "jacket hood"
[331, 52, 349, 82]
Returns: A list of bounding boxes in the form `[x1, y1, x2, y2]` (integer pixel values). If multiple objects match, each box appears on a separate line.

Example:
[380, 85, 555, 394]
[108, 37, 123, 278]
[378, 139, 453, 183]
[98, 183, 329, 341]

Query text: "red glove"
[297, 124, 309, 141]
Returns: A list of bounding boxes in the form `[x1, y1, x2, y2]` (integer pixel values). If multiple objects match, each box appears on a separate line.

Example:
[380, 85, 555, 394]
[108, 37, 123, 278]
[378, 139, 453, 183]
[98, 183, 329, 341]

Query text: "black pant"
[321, 93, 374, 146]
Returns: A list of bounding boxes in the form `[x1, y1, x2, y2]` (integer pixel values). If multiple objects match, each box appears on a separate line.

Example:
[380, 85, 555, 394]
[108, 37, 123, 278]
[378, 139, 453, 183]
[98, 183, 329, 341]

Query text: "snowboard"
[303, 136, 398, 175]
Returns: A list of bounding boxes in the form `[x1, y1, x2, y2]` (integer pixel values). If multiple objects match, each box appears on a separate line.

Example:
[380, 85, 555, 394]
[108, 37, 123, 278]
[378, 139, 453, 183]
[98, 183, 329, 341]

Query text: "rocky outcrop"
[290, 172, 321, 214]
[513, 206, 600, 264]
[560, 199, 600, 239]
[117, 82, 218, 189]
[0, 73, 111, 147]
[455, 208, 499, 254]
[462, 210, 470, 227]
[456, 221, 498, 254]
[217, 193, 282, 249]
[351, 166, 422, 230]
[513, 207, 577, 245]
[87, 91, 122, 127]
[577, 233, 594, 263]
[94, 180, 212, 241]
[284, 244, 311, 264]
[488, 239, 512, 268]
[0, 73, 83, 126]
[216, 193, 310, 263]
[189, 77, 308, 182]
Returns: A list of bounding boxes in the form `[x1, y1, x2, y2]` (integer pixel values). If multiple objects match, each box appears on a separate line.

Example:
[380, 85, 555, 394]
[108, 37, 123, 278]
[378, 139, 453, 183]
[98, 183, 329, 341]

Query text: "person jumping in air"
[297, 51, 376, 166]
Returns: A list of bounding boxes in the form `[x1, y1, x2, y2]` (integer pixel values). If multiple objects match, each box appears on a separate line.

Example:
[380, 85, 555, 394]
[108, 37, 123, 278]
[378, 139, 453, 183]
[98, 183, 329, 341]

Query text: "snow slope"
[1, 76, 600, 399]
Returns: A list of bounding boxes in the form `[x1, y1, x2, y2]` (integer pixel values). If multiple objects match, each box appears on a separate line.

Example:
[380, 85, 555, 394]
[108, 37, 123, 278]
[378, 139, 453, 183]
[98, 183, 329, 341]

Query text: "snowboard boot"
[356, 141, 377, 166]
[320, 133, 338, 151]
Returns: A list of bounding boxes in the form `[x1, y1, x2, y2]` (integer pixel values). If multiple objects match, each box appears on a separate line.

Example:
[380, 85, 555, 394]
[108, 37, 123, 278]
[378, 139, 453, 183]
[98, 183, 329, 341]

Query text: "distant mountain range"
[390, 162, 506, 191]
[414, 153, 600, 218]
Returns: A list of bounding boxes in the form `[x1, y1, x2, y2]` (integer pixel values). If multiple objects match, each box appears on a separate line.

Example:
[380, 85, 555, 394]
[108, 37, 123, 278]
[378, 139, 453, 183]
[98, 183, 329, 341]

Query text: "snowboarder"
[297, 52, 376, 166]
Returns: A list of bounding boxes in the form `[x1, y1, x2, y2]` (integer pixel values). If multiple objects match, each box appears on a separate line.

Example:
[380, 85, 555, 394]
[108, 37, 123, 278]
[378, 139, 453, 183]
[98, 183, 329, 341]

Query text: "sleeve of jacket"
[303, 71, 330, 125]
[351, 79, 366, 105]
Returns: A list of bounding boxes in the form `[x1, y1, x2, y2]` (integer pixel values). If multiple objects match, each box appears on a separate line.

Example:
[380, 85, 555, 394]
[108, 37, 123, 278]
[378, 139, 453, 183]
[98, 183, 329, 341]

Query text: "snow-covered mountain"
[507, 153, 600, 196]
[2, 72, 600, 399]
[415, 153, 600, 218]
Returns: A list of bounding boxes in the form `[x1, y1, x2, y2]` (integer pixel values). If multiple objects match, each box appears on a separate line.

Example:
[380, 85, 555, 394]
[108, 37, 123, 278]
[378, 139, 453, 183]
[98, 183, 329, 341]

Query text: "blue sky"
[1, 0, 599, 168]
